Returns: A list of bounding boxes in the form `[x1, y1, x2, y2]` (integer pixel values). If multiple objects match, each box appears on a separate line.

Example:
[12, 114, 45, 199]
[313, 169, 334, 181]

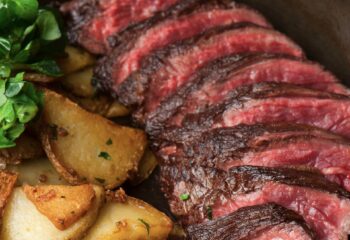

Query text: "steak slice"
[60, 0, 181, 54]
[95, 4, 272, 98]
[187, 203, 316, 240]
[161, 165, 350, 239]
[156, 123, 350, 191]
[126, 25, 304, 123]
[146, 54, 348, 135]
[179, 82, 350, 138]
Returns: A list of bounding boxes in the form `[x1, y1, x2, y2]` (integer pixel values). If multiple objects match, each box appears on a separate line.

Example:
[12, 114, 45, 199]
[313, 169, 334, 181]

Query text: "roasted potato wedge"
[0, 171, 17, 220]
[129, 149, 158, 185]
[58, 46, 95, 75]
[23, 184, 96, 230]
[40, 89, 147, 189]
[84, 189, 173, 240]
[77, 96, 130, 118]
[0, 134, 44, 166]
[0, 185, 104, 240]
[7, 158, 67, 186]
[62, 67, 96, 98]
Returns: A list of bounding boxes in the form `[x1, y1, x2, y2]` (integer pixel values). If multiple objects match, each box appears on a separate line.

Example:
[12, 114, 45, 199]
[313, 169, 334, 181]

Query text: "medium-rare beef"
[187, 203, 316, 240]
[94, 3, 272, 98]
[161, 165, 350, 239]
[124, 25, 304, 124]
[155, 123, 350, 191]
[60, 0, 182, 54]
[177, 82, 350, 139]
[145, 54, 348, 135]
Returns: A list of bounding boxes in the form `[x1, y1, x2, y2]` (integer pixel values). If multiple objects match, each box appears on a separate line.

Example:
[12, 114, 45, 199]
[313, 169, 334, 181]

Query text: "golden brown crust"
[23, 184, 95, 230]
[0, 171, 18, 219]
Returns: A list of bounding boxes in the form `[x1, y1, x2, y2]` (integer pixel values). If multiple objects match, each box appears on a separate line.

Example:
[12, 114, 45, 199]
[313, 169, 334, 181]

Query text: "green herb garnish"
[206, 206, 213, 220]
[0, 72, 42, 148]
[106, 138, 113, 145]
[0, 0, 66, 148]
[94, 178, 105, 184]
[0, 0, 65, 77]
[179, 193, 190, 201]
[138, 218, 150, 237]
[98, 151, 112, 160]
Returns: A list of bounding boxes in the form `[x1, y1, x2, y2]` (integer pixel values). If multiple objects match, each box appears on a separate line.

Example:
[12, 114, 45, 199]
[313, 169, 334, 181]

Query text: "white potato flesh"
[7, 158, 67, 186]
[41, 89, 147, 189]
[84, 196, 173, 240]
[0, 186, 104, 240]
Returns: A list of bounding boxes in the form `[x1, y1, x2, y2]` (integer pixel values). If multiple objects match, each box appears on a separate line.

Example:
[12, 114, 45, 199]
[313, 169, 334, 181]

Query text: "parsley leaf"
[0, 72, 41, 148]
[206, 206, 213, 220]
[94, 178, 105, 184]
[106, 138, 113, 145]
[179, 193, 190, 201]
[98, 151, 112, 160]
[138, 218, 150, 237]
[0, 0, 66, 147]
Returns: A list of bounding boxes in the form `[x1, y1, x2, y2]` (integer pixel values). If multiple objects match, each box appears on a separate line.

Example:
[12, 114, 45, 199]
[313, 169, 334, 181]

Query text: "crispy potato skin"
[23, 184, 95, 230]
[0, 134, 44, 165]
[57, 46, 95, 75]
[129, 149, 158, 185]
[84, 189, 173, 240]
[62, 67, 96, 98]
[40, 89, 147, 189]
[0, 171, 17, 220]
[0, 185, 104, 240]
[76, 96, 130, 118]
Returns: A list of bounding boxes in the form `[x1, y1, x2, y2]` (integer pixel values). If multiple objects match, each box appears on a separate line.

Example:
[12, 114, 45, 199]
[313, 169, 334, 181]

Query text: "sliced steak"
[125, 25, 304, 123]
[146, 54, 348, 135]
[156, 123, 350, 191]
[187, 203, 316, 240]
[178, 82, 350, 139]
[95, 4, 272, 98]
[161, 165, 350, 239]
[61, 0, 182, 54]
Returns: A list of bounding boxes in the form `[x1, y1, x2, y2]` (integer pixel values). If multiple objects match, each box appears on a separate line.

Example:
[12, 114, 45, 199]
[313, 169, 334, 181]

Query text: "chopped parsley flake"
[179, 193, 190, 201]
[106, 138, 113, 145]
[98, 151, 111, 160]
[206, 206, 213, 220]
[138, 218, 150, 236]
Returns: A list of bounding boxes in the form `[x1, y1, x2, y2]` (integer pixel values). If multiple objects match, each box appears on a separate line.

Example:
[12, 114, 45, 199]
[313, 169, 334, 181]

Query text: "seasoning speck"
[138, 218, 150, 236]
[98, 151, 111, 160]
[179, 193, 190, 201]
[95, 178, 105, 184]
[106, 138, 113, 145]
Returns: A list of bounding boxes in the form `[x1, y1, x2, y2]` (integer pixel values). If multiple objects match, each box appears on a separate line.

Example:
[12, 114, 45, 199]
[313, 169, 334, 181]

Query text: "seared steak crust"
[161, 165, 350, 224]
[187, 203, 316, 240]
[128, 26, 303, 125]
[114, 23, 261, 108]
[154, 123, 349, 165]
[94, 2, 272, 100]
[145, 53, 267, 135]
[176, 83, 350, 136]
[145, 54, 348, 136]
[61, 0, 182, 54]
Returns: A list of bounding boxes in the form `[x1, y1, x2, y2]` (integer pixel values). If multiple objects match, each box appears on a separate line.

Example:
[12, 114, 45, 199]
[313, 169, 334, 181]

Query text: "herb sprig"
[0, 72, 42, 148]
[138, 218, 150, 237]
[0, 0, 65, 77]
[0, 0, 65, 148]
